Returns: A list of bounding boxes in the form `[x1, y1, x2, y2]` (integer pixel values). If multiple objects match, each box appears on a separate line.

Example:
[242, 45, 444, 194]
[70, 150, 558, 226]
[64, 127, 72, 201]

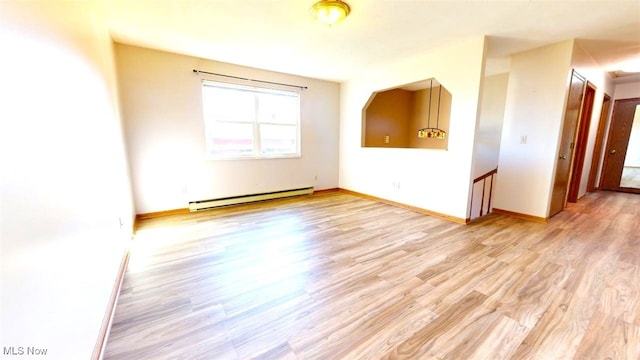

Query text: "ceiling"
[106, 0, 640, 83]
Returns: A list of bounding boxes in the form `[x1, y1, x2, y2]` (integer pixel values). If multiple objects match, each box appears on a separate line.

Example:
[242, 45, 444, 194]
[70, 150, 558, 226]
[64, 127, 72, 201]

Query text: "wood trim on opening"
[91, 248, 130, 360]
[338, 188, 468, 224]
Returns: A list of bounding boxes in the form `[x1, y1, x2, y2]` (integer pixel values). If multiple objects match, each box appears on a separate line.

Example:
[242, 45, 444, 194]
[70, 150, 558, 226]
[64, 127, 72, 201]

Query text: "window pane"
[257, 92, 299, 125]
[259, 124, 297, 155]
[203, 85, 254, 123]
[201, 80, 300, 159]
[206, 122, 254, 156]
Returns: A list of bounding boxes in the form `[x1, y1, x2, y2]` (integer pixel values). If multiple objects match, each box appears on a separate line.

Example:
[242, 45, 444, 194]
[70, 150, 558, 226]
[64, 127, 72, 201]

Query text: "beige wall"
[364, 85, 451, 150]
[115, 44, 340, 214]
[364, 89, 411, 147]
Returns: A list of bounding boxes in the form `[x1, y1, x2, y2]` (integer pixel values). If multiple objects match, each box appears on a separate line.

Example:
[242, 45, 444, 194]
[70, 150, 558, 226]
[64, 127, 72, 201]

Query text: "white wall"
[115, 44, 340, 214]
[469, 72, 508, 219]
[340, 37, 487, 220]
[570, 42, 615, 197]
[494, 40, 574, 218]
[474, 73, 509, 176]
[613, 81, 640, 100]
[0, 1, 133, 358]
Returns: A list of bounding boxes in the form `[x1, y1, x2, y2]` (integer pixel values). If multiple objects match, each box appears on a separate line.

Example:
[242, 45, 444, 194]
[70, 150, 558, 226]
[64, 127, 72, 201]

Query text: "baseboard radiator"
[189, 187, 314, 212]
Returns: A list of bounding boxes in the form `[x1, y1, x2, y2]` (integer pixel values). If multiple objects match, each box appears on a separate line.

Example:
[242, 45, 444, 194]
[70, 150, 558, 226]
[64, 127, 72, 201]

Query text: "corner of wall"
[339, 36, 487, 220]
[494, 40, 574, 218]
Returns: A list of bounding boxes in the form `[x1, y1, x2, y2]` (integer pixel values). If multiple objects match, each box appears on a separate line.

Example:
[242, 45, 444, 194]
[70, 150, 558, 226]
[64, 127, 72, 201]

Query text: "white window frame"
[201, 79, 301, 160]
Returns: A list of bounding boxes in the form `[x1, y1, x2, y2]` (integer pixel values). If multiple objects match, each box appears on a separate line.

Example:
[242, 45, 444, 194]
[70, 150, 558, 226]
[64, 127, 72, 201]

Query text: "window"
[201, 80, 300, 159]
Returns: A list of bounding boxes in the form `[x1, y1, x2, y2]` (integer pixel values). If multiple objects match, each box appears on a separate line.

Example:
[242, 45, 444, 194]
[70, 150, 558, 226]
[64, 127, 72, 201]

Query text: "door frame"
[586, 93, 611, 191]
[599, 97, 640, 194]
[567, 81, 596, 202]
[549, 69, 585, 217]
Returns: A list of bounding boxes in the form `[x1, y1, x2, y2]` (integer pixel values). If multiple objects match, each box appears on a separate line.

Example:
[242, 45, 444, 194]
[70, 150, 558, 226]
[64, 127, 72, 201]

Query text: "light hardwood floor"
[104, 191, 640, 359]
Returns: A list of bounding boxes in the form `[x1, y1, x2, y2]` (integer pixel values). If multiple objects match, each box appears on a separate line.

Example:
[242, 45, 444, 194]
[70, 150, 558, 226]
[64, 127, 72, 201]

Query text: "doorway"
[600, 97, 640, 193]
[567, 81, 596, 202]
[586, 93, 611, 192]
[549, 70, 585, 217]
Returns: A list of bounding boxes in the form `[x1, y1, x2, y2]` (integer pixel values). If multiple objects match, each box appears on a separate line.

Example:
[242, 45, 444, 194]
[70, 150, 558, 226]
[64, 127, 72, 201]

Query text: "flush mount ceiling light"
[618, 58, 640, 73]
[608, 58, 640, 78]
[311, 0, 350, 26]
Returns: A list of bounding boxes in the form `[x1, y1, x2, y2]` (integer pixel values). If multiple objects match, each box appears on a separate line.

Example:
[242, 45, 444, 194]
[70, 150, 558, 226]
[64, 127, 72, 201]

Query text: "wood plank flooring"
[104, 191, 640, 359]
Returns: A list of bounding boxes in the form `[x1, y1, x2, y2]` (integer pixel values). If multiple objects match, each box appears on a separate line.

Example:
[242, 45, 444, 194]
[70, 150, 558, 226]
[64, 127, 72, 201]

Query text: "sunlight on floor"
[127, 224, 204, 273]
[128, 212, 312, 299]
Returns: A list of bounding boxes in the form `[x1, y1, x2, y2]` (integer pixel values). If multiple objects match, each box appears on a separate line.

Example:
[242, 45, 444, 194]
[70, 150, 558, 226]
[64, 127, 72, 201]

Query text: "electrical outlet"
[520, 135, 527, 144]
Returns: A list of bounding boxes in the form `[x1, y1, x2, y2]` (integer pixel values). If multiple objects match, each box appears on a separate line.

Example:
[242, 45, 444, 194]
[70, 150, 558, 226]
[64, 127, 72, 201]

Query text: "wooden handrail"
[470, 167, 498, 220]
[473, 167, 498, 183]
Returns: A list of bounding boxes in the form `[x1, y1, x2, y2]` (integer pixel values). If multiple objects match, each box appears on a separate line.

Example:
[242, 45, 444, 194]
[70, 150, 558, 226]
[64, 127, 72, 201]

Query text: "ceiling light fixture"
[418, 79, 447, 140]
[311, 0, 350, 26]
[618, 58, 640, 73]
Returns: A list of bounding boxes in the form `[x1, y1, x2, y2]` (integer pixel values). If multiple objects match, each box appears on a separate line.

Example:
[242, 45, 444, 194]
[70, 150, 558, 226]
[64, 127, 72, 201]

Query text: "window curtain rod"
[193, 69, 308, 90]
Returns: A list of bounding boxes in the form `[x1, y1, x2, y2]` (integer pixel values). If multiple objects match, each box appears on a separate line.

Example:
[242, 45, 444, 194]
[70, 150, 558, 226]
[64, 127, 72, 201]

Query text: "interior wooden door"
[600, 98, 640, 191]
[549, 70, 585, 217]
[587, 94, 611, 191]
[567, 82, 596, 202]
